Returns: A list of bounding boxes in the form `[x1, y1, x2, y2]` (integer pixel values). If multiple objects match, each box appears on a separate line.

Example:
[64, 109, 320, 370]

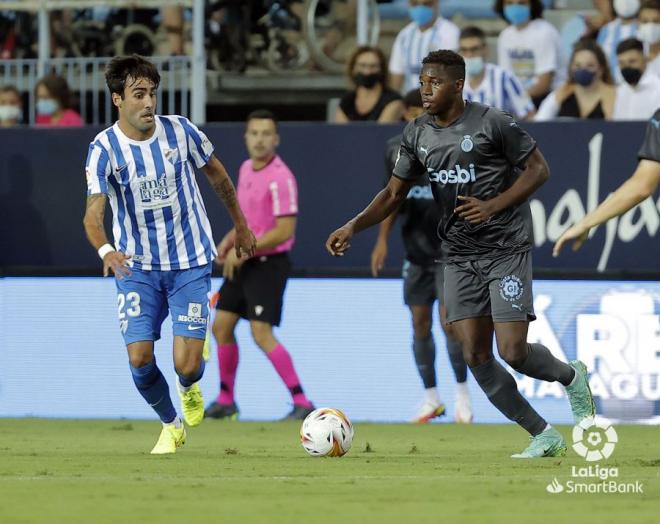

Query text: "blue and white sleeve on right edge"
[85, 142, 110, 195]
[179, 116, 214, 169]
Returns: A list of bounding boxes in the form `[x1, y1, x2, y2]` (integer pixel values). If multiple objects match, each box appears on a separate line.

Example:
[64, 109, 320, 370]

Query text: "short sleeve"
[489, 109, 536, 168]
[388, 31, 406, 75]
[638, 111, 660, 162]
[270, 170, 298, 217]
[392, 122, 425, 181]
[504, 72, 534, 118]
[85, 142, 110, 195]
[179, 117, 214, 168]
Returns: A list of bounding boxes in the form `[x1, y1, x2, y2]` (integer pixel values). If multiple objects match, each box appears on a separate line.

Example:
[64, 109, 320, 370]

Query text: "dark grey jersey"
[385, 134, 441, 266]
[638, 108, 660, 163]
[392, 101, 536, 262]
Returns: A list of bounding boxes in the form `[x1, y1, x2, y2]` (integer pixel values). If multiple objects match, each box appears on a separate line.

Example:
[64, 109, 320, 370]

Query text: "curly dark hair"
[35, 74, 73, 109]
[105, 54, 161, 97]
[494, 0, 545, 21]
[422, 50, 465, 80]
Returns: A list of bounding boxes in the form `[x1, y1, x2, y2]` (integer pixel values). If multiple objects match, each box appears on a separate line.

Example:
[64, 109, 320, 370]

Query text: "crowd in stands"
[0, 0, 659, 126]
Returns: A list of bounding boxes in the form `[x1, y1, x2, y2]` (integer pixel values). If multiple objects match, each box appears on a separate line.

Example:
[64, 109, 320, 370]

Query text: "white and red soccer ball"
[300, 408, 354, 457]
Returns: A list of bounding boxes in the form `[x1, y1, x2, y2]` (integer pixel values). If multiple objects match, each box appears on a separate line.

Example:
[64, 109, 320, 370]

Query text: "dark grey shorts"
[443, 251, 535, 323]
[402, 260, 444, 306]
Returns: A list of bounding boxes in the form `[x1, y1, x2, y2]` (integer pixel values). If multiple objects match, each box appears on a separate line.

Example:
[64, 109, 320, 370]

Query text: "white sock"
[456, 382, 469, 398]
[425, 387, 440, 404]
[164, 416, 183, 429]
[177, 378, 192, 394]
[543, 423, 552, 433]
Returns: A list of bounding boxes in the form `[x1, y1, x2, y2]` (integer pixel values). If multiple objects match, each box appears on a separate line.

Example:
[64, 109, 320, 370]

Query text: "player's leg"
[436, 264, 472, 423]
[249, 319, 314, 420]
[168, 263, 213, 427]
[403, 261, 445, 423]
[245, 254, 314, 420]
[204, 271, 246, 419]
[117, 270, 184, 454]
[489, 251, 595, 424]
[445, 260, 562, 457]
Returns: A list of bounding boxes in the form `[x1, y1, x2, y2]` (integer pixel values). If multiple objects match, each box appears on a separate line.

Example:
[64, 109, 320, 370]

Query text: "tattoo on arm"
[86, 194, 106, 228]
[211, 176, 239, 210]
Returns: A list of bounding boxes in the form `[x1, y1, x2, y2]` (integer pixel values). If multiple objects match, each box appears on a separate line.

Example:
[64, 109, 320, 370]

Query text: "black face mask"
[353, 72, 382, 88]
[621, 67, 643, 86]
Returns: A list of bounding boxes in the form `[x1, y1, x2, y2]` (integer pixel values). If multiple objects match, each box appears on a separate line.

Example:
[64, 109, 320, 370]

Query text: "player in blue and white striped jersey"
[459, 26, 534, 120]
[83, 55, 256, 455]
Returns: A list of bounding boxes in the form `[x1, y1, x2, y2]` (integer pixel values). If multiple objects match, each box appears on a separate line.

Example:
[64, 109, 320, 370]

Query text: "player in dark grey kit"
[554, 108, 660, 255]
[371, 90, 472, 423]
[327, 50, 596, 458]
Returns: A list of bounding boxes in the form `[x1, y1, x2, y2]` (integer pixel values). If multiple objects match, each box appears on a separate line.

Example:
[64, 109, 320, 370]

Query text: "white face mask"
[638, 22, 660, 45]
[614, 0, 641, 19]
[0, 105, 21, 122]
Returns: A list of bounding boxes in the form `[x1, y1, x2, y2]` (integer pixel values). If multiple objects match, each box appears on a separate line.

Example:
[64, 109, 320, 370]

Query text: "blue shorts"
[115, 263, 212, 345]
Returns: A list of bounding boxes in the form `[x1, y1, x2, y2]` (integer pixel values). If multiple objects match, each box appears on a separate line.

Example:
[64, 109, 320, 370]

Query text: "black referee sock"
[513, 343, 575, 387]
[413, 335, 437, 389]
[470, 357, 547, 436]
[446, 337, 467, 384]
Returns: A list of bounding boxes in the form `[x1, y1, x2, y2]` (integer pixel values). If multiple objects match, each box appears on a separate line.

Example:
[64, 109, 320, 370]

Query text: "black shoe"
[204, 401, 239, 420]
[282, 404, 315, 421]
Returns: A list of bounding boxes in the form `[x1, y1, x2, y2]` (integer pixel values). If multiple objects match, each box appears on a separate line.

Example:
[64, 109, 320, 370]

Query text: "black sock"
[413, 335, 437, 389]
[446, 337, 467, 383]
[514, 343, 575, 386]
[470, 357, 547, 436]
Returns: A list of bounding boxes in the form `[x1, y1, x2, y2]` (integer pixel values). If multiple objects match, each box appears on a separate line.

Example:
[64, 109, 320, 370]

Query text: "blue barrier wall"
[1, 277, 658, 423]
[0, 121, 658, 272]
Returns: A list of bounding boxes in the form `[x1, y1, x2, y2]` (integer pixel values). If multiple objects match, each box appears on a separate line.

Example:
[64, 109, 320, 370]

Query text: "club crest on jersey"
[164, 148, 179, 165]
[460, 135, 474, 152]
[499, 275, 524, 302]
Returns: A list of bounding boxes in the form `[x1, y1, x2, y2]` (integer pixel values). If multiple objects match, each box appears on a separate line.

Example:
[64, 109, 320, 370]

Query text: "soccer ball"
[300, 408, 354, 457]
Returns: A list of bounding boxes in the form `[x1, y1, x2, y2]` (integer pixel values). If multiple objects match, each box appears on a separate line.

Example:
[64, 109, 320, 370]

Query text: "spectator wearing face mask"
[638, 0, 660, 75]
[496, 0, 565, 108]
[613, 38, 660, 119]
[597, 0, 641, 81]
[536, 39, 616, 120]
[35, 74, 83, 127]
[0, 85, 22, 127]
[388, 0, 460, 93]
[459, 26, 535, 120]
[336, 46, 404, 123]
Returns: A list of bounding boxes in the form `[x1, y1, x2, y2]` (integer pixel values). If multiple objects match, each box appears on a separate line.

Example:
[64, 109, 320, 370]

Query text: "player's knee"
[460, 340, 490, 368]
[442, 321, 458, 342]
[250, 324, 274, 349]
[498, 341, 528, 369]
[411, 309, 431, 338]
[175, 355, 202, 378]
[128, 353, 153, 369]
[212, 322, 234, 344]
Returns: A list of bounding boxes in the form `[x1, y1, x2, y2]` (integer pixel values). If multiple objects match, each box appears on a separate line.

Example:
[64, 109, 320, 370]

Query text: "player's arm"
[200, 154, 256, 258]
[553, 159, 660, 256]
[83, 193, 131, 278]
[456, 148, 549, 224]
[326, 175, 412, 256]
[254, 216, 296, 251]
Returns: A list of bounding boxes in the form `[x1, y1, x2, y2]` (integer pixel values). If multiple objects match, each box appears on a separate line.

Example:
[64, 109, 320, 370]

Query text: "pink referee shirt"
[237, 154, 298, 257]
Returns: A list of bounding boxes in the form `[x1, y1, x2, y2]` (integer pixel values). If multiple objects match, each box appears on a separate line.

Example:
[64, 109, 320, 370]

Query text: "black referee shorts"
[216, 253, 291, 326]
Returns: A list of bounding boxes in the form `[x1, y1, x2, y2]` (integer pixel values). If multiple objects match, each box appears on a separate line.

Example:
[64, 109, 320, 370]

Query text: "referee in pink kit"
[205, 110, 315, 421]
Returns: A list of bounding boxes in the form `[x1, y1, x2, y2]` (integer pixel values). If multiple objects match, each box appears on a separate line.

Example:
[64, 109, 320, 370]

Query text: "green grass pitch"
[0, 420, 657, 524]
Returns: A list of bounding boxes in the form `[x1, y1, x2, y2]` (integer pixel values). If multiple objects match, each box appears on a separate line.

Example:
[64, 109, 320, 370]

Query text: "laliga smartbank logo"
[545, 417, 643, 495]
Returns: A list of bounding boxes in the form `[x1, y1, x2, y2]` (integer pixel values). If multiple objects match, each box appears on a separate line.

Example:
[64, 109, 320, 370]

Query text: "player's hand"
[370, 239, 388, 276]
[455, 196, 497, 225]
[234, 225, 256, 259]
[552, 223, 590, 257]
[222, 249, 245, 280]
[326, 224, 354, 257]
[215, 231, 236, 265]
[103, 251, 132, 279]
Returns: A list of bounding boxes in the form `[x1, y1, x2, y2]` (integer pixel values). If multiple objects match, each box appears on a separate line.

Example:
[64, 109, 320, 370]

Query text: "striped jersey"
[463, 63, 534, 119]
[85, 115, 217, 271]
[389, 17, 460, 93]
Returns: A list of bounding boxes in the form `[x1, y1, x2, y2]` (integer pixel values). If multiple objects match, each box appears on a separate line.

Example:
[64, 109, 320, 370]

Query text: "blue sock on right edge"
[130, 359, 177, 424]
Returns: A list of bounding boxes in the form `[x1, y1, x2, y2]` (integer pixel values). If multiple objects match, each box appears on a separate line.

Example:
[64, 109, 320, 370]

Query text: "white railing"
[1, 0, 206, 123]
